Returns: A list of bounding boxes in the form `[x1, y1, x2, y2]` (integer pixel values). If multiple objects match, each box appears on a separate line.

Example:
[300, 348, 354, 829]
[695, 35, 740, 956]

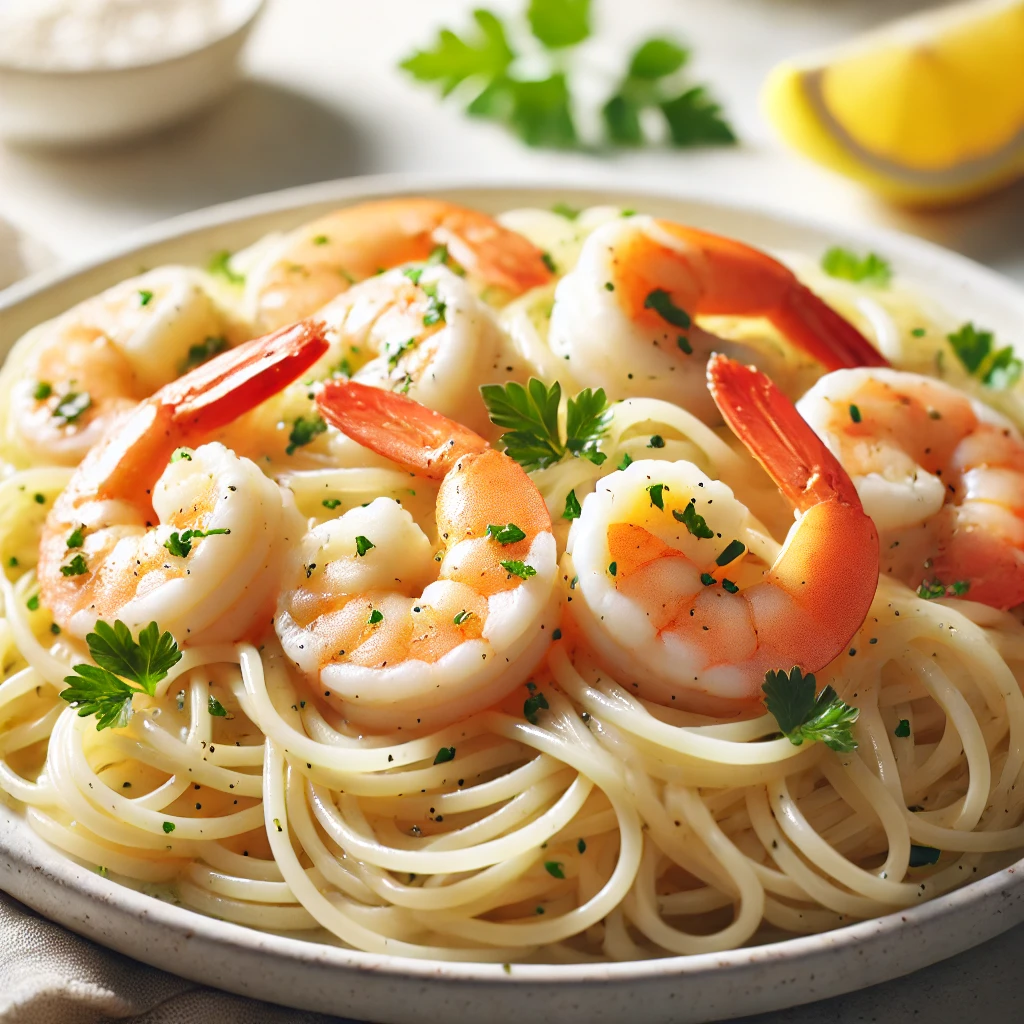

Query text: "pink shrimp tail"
[165, 319, 329, 442]
[318, 380, 488, 479]
[708, 355, 880, 676]
[707, 354, 867, 511]
[775, 284, 889, 371]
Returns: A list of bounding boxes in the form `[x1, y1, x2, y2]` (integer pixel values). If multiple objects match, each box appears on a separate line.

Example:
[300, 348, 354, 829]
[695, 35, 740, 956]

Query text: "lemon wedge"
[762, 0, 1024, 206]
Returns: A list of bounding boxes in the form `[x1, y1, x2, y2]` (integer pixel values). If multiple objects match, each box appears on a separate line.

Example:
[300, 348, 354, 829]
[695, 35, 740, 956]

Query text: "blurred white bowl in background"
[0, 0, 265, 147]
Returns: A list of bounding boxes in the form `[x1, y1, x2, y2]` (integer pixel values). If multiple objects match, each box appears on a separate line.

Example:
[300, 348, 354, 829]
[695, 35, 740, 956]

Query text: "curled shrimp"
[548, 216, 886, 421]
[38, 321, 328, 643]
[798, 367, 1024, 609]
[4, 267, 241, 467]
[275, 381, 559, 731]
[246, 198, 555, 332]
[566, 355, 879, 715]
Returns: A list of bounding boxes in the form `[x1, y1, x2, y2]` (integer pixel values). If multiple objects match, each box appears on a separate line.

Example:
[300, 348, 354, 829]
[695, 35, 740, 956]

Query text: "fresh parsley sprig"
[480, 378, 611, 471]
[762, 667, 859, 753]
[59, 621, 182, 732]
[946, 322, 1022, 391]
[400, 0, 735, 151]
[603, 38, 735, 148]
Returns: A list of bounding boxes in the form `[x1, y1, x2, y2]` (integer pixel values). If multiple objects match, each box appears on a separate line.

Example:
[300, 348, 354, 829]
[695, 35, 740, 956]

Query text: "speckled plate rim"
[2, 173, 1024, 1024]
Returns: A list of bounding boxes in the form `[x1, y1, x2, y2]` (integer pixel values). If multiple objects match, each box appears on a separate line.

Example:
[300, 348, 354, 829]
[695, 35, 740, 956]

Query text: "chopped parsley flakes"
[355, 535, 375, 557]
[562, 489, 581, 520]
[486, 522, 527, 544]
[820, 247, 892, 287]
[433, 745, 456, 764]
[674, 500, 713, 539]
[643, 288, 691, 329]
[53, 391, 92, 426]
[501, 559, 536, 579]
[163, 528, 230, 559]
[286, 414, 327, 455]
[946, 322, 1022, 390]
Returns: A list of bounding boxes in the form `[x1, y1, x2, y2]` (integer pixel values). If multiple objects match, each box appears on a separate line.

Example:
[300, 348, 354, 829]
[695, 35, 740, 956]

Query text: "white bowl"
[2, 175, 1024, 1023]
[0, 0, 265, 147]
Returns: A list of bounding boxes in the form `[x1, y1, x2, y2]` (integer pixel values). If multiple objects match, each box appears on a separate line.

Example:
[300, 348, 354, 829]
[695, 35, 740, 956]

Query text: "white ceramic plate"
[2, 176, 1024, 1024]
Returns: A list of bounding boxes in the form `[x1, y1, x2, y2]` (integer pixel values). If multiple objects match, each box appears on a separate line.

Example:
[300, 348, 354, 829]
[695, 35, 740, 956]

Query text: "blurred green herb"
[400, 2, 734, 150]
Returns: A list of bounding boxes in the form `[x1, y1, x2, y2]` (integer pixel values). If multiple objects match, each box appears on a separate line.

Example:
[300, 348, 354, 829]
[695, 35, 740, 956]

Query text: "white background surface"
[0, 1, 1022, 1021]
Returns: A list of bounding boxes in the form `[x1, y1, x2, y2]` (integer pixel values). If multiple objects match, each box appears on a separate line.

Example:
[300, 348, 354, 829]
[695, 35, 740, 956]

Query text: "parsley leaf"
[673, 501, 713, 539]
[59, 668, 138, 731]
[163, 528, 230, 559]
[33, 381, 53, 401]
[179, 335, 228, 374]
[481, 379, 563, 470]
[945, 322, 1022, 390]
[544, 860, 566, 878]
[647, 483, 665, 510]
[909, 845, 940, 867]
[401, 9, 730, 152]
[644, 288, 691, 329]
[603, 38, 735, 150]
[59, 620, 182, 731]
[433, 745, 456, 764]
[894, 719, 911, 738]
[61, 554, 88, 576]
[528, 0, 590, 48]
[88, 620, 182, 692]
[66, 526, 85, 549]
[208, 695, 229, 717]
[562, 489, 581, 520]
[208, 250, 245, 286]
[917, 578, 970, 600]
[286, 414, 327, 455]
[821, 247, 892, 287]
[501, 559, 537, 579]
[762, 667, 859, 752]
[486, 523, 527, 544]
[53, 391, 92, 426]
[355, 535, 375, 557]
[481, 379, 610, 471]
[524, 689, 550, 723]
[629, 38, 687, 79]
[368, 609, 384, 625]
[565, 387, 611, 465]
[400, 9, 513, 94]
[659, 86, 736, 146]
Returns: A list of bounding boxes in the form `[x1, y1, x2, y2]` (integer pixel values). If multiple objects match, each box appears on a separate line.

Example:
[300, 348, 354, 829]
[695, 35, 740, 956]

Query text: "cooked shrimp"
[566, 355, 879, 715]
[275, 381, 559, 732]
[798, 367, 1024, 609]
[246, 198, 555, 332]
[548, 217, 887, 421]
[6, 267, 241, 467]
[38, 321, 328, 643]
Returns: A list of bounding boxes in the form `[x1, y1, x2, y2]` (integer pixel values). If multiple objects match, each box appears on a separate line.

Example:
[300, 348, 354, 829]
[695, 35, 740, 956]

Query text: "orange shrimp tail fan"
[775, 285, 889, 371]
[707, 354, 865, 512]
[318, 380, 488, 479]
[167, 319, 329, 439]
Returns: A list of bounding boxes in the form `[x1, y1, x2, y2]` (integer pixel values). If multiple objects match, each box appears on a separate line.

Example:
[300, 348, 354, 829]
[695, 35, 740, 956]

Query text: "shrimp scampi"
[798, 366, 1024, 609]
[38, 320, 329, 643]
[566, 355, 879, 714]
[548, 216, 886, 421]
[275, 381, 559, 731]
[5, 267, 242, 467]
[246, 198, 555, 332]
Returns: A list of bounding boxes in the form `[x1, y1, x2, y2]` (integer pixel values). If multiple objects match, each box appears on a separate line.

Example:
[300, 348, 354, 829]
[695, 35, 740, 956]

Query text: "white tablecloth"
[1, 1, 1023, 1021]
